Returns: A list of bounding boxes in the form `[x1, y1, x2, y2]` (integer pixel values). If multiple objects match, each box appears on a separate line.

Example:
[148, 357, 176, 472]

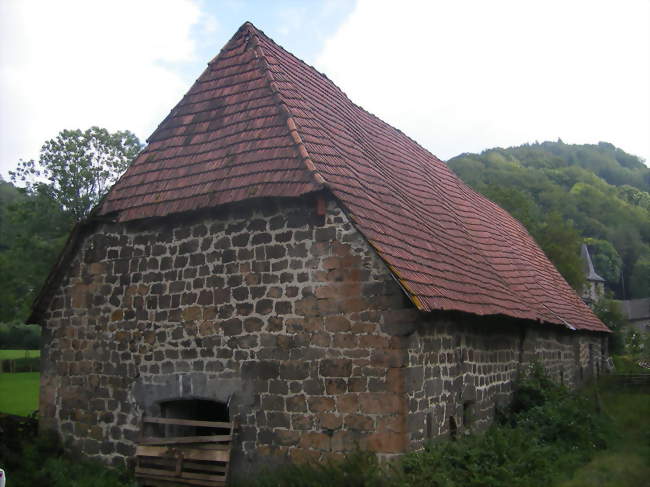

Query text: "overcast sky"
[1, 0, 648, 180]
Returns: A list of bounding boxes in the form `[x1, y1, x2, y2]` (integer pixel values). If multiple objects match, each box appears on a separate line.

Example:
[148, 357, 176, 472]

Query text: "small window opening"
[449, 416, 458, 440]
[560, 369, 565, 386]
[426, 412, 433, 439]
[157, 399, 229, 438]
[463, 401, 475, 428]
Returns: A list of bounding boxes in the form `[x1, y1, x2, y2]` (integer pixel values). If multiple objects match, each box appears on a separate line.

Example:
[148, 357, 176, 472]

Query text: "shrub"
[399, 364, 612, 487]
[236, 451, 391, 487]
[0, 414, 136, 487]
[242, 366, 612, 487]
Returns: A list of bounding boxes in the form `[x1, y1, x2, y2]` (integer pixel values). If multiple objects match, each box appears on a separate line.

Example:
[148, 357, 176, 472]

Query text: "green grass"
[556, 391, 650, 487]
[0, 371, 40, 416]
[0, 349, 40, 359]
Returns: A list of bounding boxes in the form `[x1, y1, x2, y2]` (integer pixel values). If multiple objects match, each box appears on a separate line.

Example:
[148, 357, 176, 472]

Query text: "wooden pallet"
[136, 417, 234, 487]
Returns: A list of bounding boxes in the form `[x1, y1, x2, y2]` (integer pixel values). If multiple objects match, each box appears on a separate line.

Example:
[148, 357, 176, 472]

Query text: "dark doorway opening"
[449, 416, 458, 440]
[463, 401, 475, 428]
[156, 399, 229, 438]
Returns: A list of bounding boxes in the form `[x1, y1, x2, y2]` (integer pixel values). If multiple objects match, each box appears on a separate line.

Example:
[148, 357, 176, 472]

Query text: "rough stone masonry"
[38, 194, 608, 475]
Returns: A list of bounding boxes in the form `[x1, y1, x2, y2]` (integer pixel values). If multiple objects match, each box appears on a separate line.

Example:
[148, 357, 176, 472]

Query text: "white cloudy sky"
[1, 0, 648, 180]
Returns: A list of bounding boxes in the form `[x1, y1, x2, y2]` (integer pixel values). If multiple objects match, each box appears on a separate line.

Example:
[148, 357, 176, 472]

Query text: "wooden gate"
[135, 416, 234, 487]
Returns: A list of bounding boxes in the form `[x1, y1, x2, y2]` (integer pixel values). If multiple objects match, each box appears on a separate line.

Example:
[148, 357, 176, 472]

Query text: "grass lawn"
[556, 389, 650, 487]
[0, 349, 40, 359]
[0, 371, 40, 416]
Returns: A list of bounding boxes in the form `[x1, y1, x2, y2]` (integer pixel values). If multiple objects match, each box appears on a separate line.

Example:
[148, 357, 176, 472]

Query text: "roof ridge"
[243, 23, 326, 188]
[244, 23, 539, 318]
[240, 23, 444, 165]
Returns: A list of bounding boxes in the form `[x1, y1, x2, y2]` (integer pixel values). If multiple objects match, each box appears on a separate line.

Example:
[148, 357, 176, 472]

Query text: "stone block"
[299, 431, 331, 451]
[336, 394, 359, 414]
[366, 432, 406, 453]
[242, 361, 279, 381]
[324, 316, 351, 332]
[307, 396, 335, 412]
[280, 361, 309, 380]
[345, 414, 373, 431]
[358, 393, 404, 414]
[319, 359, 352, 377]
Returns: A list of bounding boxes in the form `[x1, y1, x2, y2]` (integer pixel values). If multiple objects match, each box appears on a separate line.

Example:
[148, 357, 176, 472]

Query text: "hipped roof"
[93, 23, 607, 333]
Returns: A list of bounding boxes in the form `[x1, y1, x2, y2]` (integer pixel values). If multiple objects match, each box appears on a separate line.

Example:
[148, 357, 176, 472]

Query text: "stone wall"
[404, 315, 608, 450]
[39, 195, 416, 473]
[38, 193, 609, 475]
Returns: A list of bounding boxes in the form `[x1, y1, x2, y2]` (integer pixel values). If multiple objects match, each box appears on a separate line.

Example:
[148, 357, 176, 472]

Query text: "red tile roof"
[98, 22, 609, 333]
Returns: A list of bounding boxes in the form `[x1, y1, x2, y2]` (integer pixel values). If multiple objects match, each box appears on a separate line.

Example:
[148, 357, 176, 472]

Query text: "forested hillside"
[448, 141, 650, 299]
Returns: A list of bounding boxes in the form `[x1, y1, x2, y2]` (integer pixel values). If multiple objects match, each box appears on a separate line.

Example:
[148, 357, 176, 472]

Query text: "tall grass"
[557, 391, 650, 487]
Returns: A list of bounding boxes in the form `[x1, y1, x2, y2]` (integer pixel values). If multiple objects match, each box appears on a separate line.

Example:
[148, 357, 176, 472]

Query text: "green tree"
[0, 188, 71, 322]
[629, 253, 650, 299]
[10, 127, 141, 221]
[535, 213, 586, 292]
[2, 127, 141, 323]
[584, 238, 622, 284]
[592, 297, 627, 354]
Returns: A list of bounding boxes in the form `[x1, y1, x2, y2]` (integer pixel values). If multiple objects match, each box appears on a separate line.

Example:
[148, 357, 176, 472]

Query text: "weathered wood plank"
[136, 445, 230, 462]
[139, 435, 232, 445]
[136, 466, 226, 483]
[182, 443, 230, 451]
[136, 474, 225, 487]
[143, 417, 232, 429]
[136, 472, 226, 486]
[138, 457, 228, 473]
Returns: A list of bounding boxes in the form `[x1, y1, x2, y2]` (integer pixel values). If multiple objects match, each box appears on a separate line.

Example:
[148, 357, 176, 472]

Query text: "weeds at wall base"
[0, 366, 638, 487]
[0, 414, 136, 487]
[240, 365, 618, 487]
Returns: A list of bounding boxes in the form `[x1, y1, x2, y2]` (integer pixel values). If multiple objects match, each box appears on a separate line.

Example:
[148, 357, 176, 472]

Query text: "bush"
[0, 322, 41, 349]
[399, 364, 612, 487]
[0, 414, 136, 487]
[611, 355, 650, 374]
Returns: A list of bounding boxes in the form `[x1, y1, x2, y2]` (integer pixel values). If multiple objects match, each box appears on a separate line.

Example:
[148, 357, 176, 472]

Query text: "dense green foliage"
[0, 177, 73, 322]
[448, 141, 650, 298]
[239, 366, 614, 487]
[10, 127, 142, 221]
[0, 415, 136, 487]
[398, 365, 612, 487]
[0, 323, 41, 349]
[0, 127, 141, 324]
[592, 298, 628, 354]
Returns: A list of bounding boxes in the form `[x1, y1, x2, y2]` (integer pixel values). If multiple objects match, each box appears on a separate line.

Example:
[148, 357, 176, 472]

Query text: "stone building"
[30, 22, 610, 477]
[580, 244, 605, 305]
[617, 298, 650, 333]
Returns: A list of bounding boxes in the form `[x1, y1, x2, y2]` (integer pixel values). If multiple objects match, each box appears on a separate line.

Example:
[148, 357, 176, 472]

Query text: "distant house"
[618, 298, 650, 333]
[581, 244, 605, 305]
[30, 22, 610, 478]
